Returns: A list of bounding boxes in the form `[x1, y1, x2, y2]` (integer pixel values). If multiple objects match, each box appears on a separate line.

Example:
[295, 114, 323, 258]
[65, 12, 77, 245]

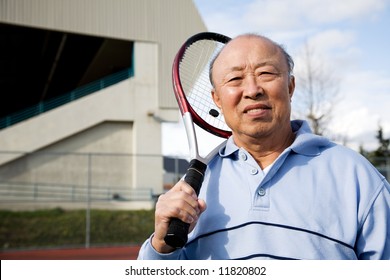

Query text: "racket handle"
[164, 159, 207, 248]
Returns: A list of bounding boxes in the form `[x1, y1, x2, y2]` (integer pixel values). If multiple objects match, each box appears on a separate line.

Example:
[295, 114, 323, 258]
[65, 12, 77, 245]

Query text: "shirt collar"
[219, 120, 331, 158]
[219, 137, 239, 158]
[290, 120, 331, 156]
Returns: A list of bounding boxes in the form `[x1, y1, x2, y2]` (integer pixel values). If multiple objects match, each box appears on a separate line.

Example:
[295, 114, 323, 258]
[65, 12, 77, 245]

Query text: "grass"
[0, 208, 155, 250]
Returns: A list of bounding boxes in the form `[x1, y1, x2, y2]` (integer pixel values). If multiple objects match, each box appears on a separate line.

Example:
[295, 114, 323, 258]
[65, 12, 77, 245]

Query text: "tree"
[376, 125, 390, 157]
[292, 41, 341, 136]
[360, 124, 390, 167]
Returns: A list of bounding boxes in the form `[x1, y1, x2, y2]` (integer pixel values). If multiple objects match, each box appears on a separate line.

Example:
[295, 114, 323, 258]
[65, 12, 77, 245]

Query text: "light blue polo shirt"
[138, 120, 390, 260]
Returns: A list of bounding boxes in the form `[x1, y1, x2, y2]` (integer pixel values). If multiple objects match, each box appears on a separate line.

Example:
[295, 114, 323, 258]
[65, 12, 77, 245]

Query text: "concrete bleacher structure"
[0, 0, 207, 209]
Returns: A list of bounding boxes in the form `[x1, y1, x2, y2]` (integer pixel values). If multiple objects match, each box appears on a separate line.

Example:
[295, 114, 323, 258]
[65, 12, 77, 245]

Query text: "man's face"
[211, 36, 295, 143]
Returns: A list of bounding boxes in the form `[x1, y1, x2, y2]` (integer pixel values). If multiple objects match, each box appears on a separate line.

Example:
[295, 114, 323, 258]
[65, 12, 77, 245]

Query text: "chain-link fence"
[0, 151, 177, 249]
[0, 150, 166, 203]
[2, 151, 387, 205]
[0, 151, 388, 250]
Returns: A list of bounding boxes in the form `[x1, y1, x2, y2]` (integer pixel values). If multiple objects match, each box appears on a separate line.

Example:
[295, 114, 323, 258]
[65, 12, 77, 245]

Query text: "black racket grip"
[164, 159, 207, 248]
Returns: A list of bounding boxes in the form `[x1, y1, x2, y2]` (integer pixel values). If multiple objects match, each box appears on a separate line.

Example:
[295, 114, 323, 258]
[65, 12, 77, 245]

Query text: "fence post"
[33, 183, 38, 200]
[85, 153, 91, 248]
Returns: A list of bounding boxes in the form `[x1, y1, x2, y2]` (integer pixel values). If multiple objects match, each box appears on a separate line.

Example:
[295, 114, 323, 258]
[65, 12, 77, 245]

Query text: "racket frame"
[172, 32, 232, 140]
[164, 32, 231, 248]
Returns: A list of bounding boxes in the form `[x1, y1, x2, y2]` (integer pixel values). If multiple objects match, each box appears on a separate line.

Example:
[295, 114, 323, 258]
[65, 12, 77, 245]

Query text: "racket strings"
[179, 40, 230, 132]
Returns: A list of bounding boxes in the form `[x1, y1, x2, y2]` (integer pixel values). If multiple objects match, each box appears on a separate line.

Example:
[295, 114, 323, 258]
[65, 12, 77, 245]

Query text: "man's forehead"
[214, 36, 282, 68]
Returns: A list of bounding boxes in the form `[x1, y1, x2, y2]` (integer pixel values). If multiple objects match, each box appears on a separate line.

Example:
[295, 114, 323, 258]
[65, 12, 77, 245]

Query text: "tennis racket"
[164, 32, 232, 248]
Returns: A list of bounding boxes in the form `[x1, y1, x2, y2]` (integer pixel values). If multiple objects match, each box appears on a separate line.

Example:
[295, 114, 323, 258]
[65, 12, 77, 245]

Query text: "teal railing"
[0, 67, 134, 129]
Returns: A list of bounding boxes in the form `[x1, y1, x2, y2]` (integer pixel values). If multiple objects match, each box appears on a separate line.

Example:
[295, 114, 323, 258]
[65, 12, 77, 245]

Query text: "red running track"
[0, 246, 141, 260]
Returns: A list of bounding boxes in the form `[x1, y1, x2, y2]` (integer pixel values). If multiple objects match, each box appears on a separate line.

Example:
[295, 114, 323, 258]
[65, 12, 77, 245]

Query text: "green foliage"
[0, 208, 154, 250]
[360, 125, 390, 166]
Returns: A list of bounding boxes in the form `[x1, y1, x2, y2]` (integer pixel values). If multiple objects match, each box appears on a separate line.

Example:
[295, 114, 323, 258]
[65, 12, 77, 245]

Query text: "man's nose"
[244, 76, 263, 99]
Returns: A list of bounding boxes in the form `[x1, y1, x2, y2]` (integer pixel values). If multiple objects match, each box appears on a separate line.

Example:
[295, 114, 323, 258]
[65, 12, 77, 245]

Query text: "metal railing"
[0, 150, 164, 206]
[0, 181, 152, 202]
[0, 67, 134, 129]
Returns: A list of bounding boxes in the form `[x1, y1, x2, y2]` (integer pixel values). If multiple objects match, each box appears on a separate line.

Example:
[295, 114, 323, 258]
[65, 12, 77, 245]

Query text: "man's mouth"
[244, 104, 271, 114]
[246, 108, 269, 113]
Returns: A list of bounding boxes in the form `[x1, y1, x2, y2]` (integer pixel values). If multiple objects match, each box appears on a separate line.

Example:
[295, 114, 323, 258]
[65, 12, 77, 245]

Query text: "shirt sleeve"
[355, 179, 390, 260]
[137, 234, 184, 260]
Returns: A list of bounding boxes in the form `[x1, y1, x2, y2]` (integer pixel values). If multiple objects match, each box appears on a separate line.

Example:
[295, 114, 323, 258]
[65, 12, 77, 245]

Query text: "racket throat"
[183, 113, 204, 162]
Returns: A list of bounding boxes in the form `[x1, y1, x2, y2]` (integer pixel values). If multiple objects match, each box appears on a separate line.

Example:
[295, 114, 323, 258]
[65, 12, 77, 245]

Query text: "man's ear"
[288, 75, 295, 100]
[211, 88, 222, 109]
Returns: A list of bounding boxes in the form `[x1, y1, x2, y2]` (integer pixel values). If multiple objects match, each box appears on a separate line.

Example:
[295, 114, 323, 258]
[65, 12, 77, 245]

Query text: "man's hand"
[151, 180, 207, 253]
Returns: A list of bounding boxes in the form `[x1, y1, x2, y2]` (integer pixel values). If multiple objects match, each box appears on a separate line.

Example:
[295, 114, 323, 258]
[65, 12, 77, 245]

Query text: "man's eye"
[259, 71, 275, 76]
[227, 77, 242, 83]
[257, 71, 278, 81]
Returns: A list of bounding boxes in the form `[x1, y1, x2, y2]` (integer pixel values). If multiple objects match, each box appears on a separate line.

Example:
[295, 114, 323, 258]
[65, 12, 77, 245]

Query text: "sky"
[162, 0, 390, 158]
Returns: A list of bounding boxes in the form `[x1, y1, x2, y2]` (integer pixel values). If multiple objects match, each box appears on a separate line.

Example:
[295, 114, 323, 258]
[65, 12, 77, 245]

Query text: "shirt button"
[258, 188, 266, 196]
[250, 168, 258, 175]
[240, 153, 247, 161]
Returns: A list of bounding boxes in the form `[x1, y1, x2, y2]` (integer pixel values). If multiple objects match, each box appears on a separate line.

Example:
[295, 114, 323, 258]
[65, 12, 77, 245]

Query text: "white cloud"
[303, 0, 387, 23]
[308, 29, 356, 53]
[162, 119, 225, 159]
[243, 0, 387, 31]
[202, 12, 245, 37]
[291, 28, 359, 75]
[196, 0, 389, 59]
[244, 1, 302, 31]
[162, 121, 188, 158]
[330, 69, 390, 150]
[179, 0, 390, 156]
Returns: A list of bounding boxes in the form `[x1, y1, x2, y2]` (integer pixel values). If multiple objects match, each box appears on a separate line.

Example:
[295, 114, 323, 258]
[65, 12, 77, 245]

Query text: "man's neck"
[233, 129, 296, 169]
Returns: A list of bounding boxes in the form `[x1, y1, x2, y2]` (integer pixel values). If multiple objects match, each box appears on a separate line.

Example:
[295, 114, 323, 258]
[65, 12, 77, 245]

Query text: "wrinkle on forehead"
[212, 36, 286, 81]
